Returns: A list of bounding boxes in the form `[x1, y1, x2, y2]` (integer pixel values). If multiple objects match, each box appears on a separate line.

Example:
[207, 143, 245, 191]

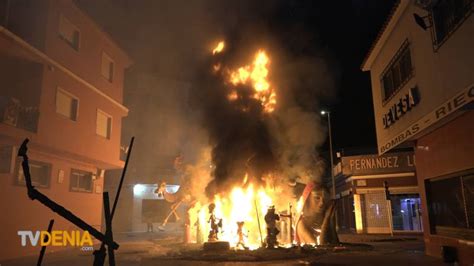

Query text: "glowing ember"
[213, 41, 225, 54]
[228, 90, 238, 101]
[213, 63, 221, 72]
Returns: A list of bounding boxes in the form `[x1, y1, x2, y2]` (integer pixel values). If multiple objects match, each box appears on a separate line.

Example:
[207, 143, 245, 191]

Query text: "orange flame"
[189, 183, 274, 249]
[213, 41, 225, 54]
[188, 174, 321, 249]
[228, 50, 276, 112]
[228, 90, 238, 101]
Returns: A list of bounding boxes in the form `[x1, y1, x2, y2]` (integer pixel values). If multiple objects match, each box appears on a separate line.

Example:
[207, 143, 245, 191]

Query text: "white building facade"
[362, 0, 474, 264]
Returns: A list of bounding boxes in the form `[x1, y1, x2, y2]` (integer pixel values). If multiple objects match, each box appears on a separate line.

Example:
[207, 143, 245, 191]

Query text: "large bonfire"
[183, 40, 333, 250]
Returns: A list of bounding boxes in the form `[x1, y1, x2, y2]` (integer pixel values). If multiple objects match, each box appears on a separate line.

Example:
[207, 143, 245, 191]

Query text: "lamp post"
[321, 110, 335, 200]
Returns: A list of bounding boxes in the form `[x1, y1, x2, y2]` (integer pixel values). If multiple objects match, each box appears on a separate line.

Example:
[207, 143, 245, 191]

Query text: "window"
[59, 15, 80, 51]
[96, 110, 112, 139]
[426, 171, 474, 240]
[432, 0, 473, 47]
[70, 169, 93, 192]
[381, 41, 413, 102]
[101, 53, 114, 82]
[16, 160, 51, 188]
[464, 175, 474, 229]
[56, 88, 78, 121]
[390, 194, 423, 232]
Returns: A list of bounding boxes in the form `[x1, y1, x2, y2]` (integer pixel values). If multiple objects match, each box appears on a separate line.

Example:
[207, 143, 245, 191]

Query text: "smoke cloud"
[77, 0, 339, 199]
[191, 33, 337, 198]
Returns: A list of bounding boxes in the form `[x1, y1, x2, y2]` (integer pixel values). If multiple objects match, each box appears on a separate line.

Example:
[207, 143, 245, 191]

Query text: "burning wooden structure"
[155, 40, 339, 251]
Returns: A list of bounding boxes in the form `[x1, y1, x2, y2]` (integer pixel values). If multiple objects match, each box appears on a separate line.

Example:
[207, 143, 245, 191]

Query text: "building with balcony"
[362, 0, 473, 264]
[0, 0, 132, 260]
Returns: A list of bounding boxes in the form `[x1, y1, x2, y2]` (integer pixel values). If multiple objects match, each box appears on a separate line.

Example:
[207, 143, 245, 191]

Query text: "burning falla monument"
[169, 40, 338, 249]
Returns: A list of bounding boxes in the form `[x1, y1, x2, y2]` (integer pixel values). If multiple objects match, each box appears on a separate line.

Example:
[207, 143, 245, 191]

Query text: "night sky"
[305, 1, 396, 153]
[79, 0, 396, 156]
[262, 0, 397, 153]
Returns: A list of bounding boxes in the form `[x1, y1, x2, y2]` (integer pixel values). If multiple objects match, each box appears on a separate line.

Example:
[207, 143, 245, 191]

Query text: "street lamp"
[321, 110, 335, 200]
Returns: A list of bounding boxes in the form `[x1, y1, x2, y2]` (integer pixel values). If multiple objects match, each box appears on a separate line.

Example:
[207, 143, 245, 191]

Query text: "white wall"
[368, 3, 474, 153]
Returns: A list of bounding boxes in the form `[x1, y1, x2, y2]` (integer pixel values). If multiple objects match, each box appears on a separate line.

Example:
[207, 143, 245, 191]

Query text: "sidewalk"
[311, 233, 447, 266]
[338, 232, 423, 243]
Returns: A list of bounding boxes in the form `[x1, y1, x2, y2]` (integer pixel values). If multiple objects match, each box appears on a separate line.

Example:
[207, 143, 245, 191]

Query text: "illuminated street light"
[321, 110, 335, 199]
[322, 109, 338, 230]
[133, 184, 146, 196]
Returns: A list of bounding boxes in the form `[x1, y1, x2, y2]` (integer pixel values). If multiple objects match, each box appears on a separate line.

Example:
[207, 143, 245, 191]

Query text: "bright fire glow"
[189, 182, 283, 250]
[199, 40, 323, 248]
[228, 50, 276, 113]
[213, 41, 225, 54]
[188, 175, 322, 249]
[316, 228, 321, 245]
[296, 196, 305, 214]
[228, 90, 238, 101]
[242, 173, 249, 185]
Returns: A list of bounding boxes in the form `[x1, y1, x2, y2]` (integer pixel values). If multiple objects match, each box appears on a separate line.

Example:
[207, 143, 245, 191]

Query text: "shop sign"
[383, 87, 420, 128]
[342, 152, 415, 176]
[379, 83, 474, 154]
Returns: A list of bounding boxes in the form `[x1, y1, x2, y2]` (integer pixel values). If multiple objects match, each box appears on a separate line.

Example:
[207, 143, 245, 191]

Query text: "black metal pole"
[18, 139, 119, 249]
[24, 187, 119, 249]
[37, 219, 54, 266]
[95, 137, 134, 265]
[103, 192, 115, 266]
[254, 199, 264, 247]
[111, 137, 134, 219]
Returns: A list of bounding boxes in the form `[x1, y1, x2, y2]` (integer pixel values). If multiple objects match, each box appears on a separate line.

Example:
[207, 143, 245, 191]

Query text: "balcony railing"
[0, 96, 39, 133]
